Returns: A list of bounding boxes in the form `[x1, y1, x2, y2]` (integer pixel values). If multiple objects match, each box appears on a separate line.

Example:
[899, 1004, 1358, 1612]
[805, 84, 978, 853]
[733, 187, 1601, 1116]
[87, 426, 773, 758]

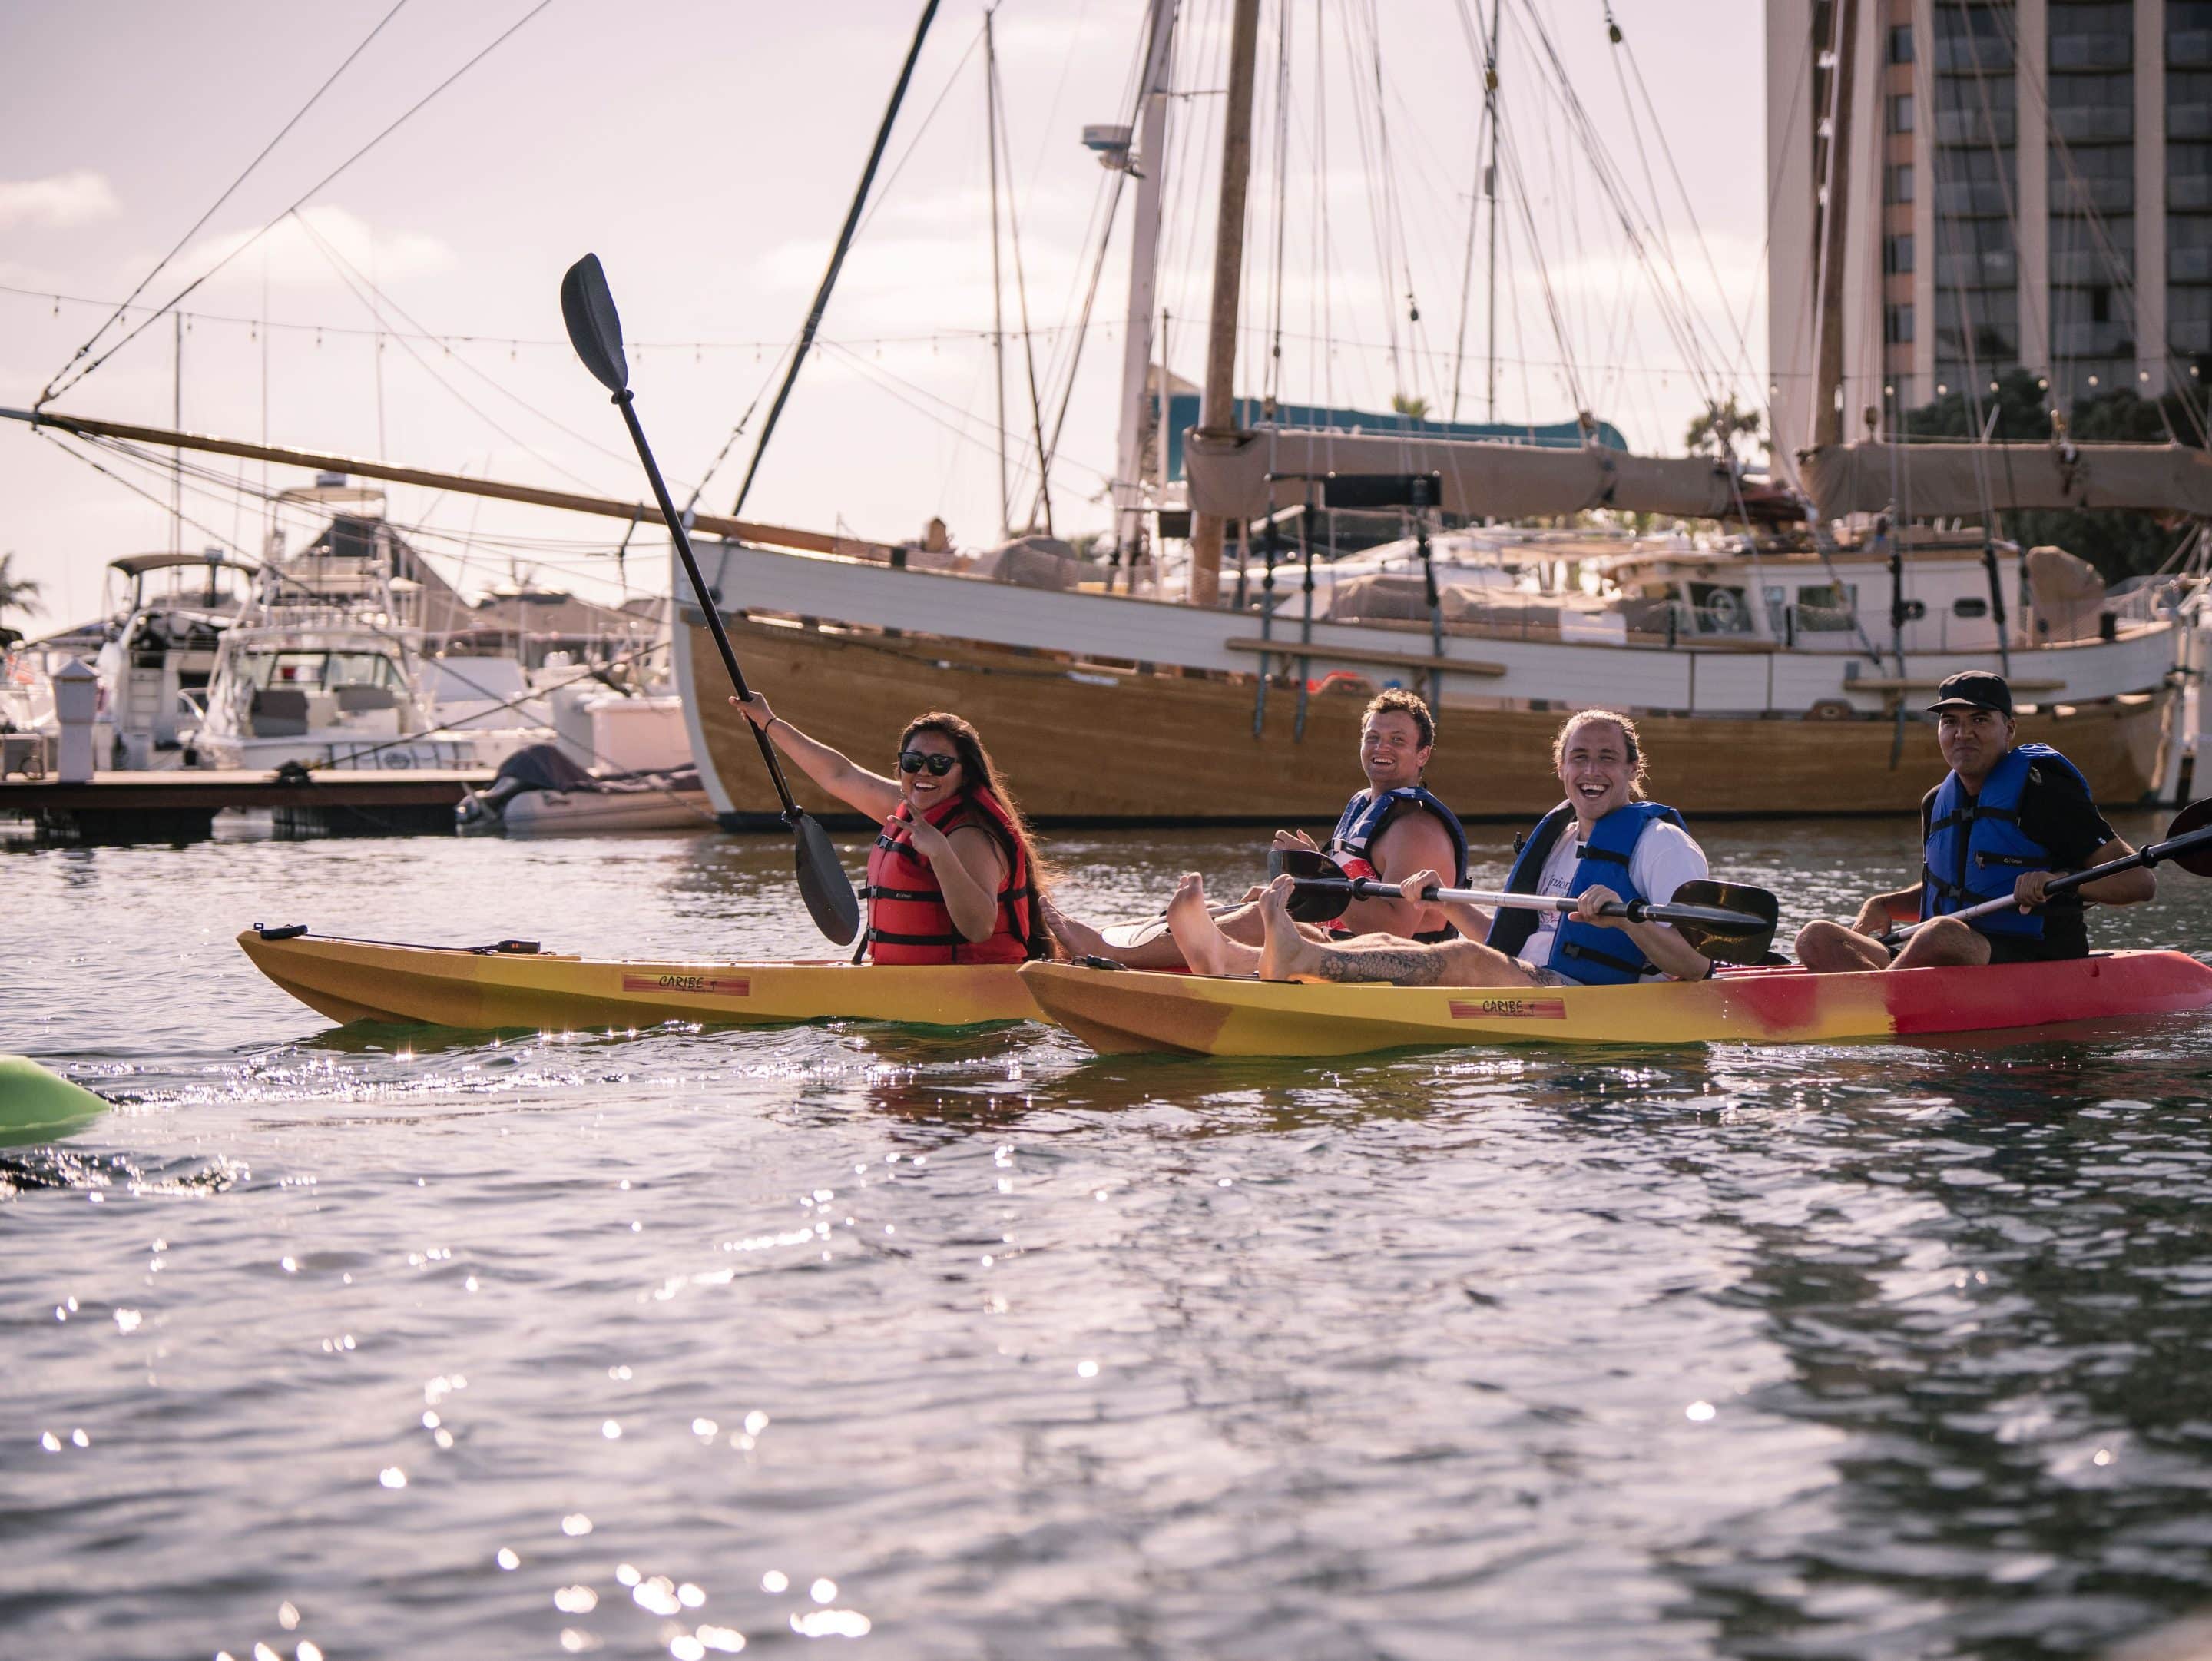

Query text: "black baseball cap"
[1926, 671, 2013, 715]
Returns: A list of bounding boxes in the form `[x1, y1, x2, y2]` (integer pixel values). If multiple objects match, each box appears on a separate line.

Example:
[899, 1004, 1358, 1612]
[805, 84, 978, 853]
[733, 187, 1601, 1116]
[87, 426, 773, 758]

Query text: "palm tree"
[1390, 392, 1431, 423]
[0, 552, 41, 640]
[1684, 396, 1764, 466]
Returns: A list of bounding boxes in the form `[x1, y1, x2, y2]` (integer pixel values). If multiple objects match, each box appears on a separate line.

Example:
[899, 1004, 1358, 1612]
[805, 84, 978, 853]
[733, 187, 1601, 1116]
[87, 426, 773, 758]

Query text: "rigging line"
[1509, 0, 1739, 406]
[1938, 0, 2019, 535]
[287, 211, 617, 498]
[990, 30, 1056, 536]
[286, 208, 651, 484]
[38, 0, 410, 406]
[1332, 0, 1403, 397]
[1446, 0, 1492, 420]
[35, 429, 262, 566]
[1026, 9, 1157, 530]
[851, 23, 987, 246]
[678, 376, 774, 522]
[1611, 10, 1766, 390]
[1264, 0, 1293, 406]
[816, 339, 1112, 486]
[1498, 0, 1708, 407]
[1490, 117, 1584, 415]
[1534, 9, 1736, 414]
[38, 0, 558, 409]
[1359, 0, 1420, 403]
[729, 0, 942, 519]
[67, 433, 657, 602]
[1314, 0, 1334, 414]
[1499, 1, 1715, 414]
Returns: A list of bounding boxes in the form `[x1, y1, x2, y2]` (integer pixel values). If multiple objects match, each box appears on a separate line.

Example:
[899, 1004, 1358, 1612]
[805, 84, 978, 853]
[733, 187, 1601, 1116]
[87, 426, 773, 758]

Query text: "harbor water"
[7, 816, 2212, 1660]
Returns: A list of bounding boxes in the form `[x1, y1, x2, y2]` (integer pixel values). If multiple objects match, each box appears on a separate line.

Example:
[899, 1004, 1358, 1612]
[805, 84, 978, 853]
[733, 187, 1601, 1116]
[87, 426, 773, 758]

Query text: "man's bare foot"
[1165, 873, 1253, 976]
[1039, 893, 1111, 961]
[1257, 874, 1323, 981]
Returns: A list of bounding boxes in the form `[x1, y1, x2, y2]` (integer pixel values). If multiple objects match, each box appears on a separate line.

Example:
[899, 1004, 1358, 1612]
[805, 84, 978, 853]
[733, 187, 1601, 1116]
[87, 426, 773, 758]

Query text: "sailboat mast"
[1112, 0, 1178, 565]
[985, 7, 1011, 539]
[1187, 0, 1264, 608]
[1484, 0, 1501, 423]
[1449, 0, 1500, 424]
[172, 311, 184, 555]
[1810, 0, 1859, 453]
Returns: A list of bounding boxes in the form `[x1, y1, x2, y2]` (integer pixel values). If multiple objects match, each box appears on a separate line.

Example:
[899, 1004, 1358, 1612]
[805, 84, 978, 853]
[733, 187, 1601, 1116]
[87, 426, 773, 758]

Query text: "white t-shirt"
[1519, 818, 1710, 978]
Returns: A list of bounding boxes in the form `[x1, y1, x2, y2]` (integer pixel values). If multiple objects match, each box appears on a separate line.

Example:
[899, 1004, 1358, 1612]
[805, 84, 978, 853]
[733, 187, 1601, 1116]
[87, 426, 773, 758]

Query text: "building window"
[1891, 94, 1916, 134]
[1886, 303, 1916, 345]
[1885, 234, 1916, 274]
[1889, 25, 1914, 64]
[1886, 162, 1916, 204]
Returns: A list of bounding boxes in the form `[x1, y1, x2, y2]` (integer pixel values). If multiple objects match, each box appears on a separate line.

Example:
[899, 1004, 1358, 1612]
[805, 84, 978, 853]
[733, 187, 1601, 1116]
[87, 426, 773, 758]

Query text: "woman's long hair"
[898, 711, 1051, 955]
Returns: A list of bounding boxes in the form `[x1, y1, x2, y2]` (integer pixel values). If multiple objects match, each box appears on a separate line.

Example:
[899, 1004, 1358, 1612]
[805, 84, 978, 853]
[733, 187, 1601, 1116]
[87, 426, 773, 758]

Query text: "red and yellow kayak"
[1017, 953, 2212, 1057]
[237, 928, 1036, 1032]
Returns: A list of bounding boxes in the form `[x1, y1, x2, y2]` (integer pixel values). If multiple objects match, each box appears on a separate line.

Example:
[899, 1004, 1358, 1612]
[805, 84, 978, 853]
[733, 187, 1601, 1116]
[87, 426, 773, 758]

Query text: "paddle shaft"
[614, 390, 802, 822]
[1296, 874, 1764, 933]
[1886, 820, 2212, 942]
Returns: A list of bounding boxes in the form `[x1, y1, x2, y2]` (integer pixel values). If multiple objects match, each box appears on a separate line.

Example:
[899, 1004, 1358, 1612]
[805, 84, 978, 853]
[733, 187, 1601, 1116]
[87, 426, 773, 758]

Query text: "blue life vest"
[1920, 743, 2092, 939]
[1488, 800, 1688, 985]
[1326, 784, 1470, 941]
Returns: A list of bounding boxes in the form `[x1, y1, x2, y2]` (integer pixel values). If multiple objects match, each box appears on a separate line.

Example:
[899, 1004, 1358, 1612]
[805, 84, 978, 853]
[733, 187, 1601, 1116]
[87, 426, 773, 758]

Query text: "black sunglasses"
[898, 750, 959, 777]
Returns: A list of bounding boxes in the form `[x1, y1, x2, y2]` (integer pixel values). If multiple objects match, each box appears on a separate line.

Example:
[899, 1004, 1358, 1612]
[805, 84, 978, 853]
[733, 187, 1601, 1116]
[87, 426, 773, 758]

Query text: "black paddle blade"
[2164, 798, 2212, 878]
[560, 254, 630, 394]
[793, 811, 861, 945]
[1267, 846, 1353, 923]
[1668, 880, 1780, 964]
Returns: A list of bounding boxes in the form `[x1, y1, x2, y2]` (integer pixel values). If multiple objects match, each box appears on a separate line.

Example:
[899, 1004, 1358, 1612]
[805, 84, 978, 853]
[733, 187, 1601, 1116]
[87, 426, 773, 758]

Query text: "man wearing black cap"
[1795, 671, 2155, 972]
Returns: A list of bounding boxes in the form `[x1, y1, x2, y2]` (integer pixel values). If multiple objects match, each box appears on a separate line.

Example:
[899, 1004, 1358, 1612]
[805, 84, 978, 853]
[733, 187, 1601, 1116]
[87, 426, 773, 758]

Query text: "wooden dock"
[0, 768, 493, 844]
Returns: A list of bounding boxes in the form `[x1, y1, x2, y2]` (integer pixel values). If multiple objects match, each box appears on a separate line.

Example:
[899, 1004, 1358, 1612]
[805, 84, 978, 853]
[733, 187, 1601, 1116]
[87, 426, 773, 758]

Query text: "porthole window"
[1953, 596, 1989, 618]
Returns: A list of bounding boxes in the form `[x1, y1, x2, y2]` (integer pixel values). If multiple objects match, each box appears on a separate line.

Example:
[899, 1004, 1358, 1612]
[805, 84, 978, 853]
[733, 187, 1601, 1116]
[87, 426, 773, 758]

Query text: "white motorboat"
[186, 488, 552, 772]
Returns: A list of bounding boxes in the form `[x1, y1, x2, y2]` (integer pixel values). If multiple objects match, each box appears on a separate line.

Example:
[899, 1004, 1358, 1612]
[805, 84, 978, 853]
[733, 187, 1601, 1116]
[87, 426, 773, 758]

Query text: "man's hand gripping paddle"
[1268, 847, 1780, 964]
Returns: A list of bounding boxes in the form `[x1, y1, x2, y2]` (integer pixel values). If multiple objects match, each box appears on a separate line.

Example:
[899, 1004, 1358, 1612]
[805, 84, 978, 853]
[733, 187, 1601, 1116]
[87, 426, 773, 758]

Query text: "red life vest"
[863, 787, 1038, 965]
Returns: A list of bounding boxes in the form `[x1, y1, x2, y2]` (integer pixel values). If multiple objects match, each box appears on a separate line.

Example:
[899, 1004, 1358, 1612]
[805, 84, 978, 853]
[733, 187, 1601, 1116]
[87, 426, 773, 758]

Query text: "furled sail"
[1183, 427, 1743, 519]
[1800, 439, 2212, 520]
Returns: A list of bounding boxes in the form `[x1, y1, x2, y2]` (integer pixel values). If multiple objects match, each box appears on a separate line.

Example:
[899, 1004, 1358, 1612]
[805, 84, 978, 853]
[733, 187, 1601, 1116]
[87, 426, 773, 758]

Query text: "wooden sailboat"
[658, 0, 2181, 824]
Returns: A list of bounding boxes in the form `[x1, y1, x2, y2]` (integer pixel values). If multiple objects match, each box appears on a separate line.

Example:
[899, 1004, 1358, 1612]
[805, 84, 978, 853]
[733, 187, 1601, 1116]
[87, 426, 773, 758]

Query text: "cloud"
[0, 171, 121, 230]
[159, 204, 453, 293]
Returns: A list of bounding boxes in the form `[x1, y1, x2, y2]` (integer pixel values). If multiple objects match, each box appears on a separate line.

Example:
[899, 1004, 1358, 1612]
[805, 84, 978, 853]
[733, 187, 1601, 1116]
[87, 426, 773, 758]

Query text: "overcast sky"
[0, 0, 1766, 627]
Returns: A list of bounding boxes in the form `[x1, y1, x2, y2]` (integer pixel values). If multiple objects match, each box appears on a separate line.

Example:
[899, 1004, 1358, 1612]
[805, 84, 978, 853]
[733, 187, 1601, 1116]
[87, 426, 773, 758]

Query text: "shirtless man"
[1044, 689, 1469, 970]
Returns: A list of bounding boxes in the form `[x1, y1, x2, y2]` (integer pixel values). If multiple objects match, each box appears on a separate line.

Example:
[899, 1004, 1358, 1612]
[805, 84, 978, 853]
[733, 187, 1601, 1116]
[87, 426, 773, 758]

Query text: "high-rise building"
[1767, 0, 2211, 472]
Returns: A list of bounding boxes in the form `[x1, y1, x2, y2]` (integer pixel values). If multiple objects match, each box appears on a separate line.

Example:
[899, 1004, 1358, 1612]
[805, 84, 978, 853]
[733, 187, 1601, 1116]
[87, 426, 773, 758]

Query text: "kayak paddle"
[1268, 847, 1779, 957]
[561, 253, 860, 947]
[1883, 796, 2212, 946]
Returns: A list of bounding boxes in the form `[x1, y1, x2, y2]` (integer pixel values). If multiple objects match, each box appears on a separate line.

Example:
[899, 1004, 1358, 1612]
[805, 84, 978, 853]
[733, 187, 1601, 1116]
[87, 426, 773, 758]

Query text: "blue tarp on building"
[1161, 393, 1624, 482]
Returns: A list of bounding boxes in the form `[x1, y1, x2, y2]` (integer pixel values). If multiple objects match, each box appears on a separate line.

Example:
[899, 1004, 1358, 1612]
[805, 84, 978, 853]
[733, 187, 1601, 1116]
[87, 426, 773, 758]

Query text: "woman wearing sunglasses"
[730, 693, 1049, 964]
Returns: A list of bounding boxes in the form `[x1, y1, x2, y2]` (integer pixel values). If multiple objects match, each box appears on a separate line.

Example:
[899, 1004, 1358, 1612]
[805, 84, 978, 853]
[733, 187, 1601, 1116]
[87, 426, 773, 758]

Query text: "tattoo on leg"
[1314, 945, 1450, 986]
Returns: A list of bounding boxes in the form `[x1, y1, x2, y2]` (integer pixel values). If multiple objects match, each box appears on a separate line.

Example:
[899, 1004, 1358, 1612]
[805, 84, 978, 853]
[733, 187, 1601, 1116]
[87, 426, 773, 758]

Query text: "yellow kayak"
[238, 927, 1036, 1032]
[1017, 952, 2212, 1057]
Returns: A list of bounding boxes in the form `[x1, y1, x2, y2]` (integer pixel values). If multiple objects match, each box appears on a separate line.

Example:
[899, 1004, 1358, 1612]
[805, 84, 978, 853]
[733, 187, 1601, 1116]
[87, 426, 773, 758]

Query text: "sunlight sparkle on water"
[790, 1610, 872, 1638]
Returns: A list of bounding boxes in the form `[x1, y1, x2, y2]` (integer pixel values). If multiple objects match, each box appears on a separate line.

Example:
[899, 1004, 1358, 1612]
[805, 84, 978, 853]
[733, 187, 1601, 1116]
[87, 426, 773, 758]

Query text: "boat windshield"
[244, 650, 406, 691]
